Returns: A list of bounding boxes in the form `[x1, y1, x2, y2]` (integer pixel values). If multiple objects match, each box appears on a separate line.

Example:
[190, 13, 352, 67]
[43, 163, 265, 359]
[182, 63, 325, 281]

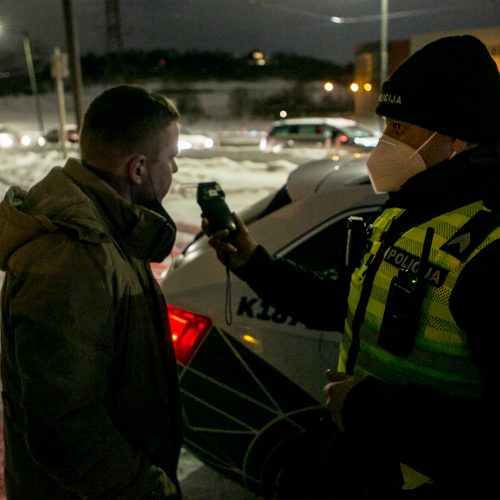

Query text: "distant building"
[353, 25, 500, 117]
[352, 39, 409, 117]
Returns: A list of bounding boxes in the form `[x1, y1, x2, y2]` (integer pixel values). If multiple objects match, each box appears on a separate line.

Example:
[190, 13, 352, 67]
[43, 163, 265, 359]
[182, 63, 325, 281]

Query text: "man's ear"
[125, 155, 146, 185]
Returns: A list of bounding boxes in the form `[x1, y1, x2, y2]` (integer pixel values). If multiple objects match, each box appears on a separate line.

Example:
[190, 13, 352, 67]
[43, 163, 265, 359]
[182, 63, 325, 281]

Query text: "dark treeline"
[0, 49, 353, 96]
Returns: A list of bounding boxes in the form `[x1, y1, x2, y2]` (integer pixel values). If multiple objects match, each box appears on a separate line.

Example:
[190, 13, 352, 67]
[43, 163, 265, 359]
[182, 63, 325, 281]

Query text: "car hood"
[286, 154, 372, 201]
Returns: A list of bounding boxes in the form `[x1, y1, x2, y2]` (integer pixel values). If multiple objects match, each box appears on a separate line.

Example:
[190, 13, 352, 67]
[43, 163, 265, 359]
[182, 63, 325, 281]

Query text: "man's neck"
[82, 160, 132, 203]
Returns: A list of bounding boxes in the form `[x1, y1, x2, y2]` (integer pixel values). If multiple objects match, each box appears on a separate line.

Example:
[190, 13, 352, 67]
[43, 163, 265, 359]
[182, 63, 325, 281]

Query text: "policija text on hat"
[205, 35, 500, 499]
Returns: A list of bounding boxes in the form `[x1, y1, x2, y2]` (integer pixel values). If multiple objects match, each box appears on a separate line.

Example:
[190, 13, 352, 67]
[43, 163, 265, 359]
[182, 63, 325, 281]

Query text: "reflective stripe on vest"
[339, 201, 500, 398]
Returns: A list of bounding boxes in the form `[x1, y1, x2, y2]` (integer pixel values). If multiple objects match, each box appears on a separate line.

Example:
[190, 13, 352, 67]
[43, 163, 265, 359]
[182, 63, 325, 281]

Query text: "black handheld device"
[197, 182, 237, 235]
[346, 216, 369, 269]
[378, 227, 435, 356]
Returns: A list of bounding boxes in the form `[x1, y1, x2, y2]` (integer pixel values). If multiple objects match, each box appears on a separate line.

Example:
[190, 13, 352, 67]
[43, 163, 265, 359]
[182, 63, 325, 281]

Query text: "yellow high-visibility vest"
[339, 201, 500, 398]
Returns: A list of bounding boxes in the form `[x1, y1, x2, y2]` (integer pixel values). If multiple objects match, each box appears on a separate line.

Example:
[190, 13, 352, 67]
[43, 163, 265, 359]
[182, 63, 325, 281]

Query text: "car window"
[270, 125, 290, 137]
[325, 126, 340, 139]
[284, 210, 375, 273]
[297, 124, 319, 135]
[341, 125, 373, 139]
[271, 123, 327, 137]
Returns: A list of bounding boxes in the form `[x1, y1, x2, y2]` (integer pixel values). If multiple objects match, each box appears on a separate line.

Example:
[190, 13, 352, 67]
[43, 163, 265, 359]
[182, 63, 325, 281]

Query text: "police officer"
[207, 35, 500, 499]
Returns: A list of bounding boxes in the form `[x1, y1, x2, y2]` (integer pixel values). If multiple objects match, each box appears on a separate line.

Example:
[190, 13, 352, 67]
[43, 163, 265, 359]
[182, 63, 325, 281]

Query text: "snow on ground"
[0, 143, 327, 282]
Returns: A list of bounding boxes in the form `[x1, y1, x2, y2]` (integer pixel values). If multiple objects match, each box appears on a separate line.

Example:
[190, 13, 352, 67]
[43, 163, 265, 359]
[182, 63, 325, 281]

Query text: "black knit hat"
[375, 35, 500, 144]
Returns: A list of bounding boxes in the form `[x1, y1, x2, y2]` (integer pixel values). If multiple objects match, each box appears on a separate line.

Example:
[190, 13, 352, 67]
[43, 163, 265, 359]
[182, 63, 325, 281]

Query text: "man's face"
[384, 118, 455, 167]
[142, 121, 180, 201]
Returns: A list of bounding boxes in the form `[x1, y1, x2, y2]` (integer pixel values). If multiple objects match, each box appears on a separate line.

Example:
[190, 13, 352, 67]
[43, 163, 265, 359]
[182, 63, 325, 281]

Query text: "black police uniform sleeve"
[234, 245, 348, 331]
[449, 238, 500, 415]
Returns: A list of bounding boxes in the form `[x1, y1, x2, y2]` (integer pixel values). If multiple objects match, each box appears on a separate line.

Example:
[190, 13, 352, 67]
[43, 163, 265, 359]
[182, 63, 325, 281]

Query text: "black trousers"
[274, 421, 404, 500]
[272, 419, 495, 500]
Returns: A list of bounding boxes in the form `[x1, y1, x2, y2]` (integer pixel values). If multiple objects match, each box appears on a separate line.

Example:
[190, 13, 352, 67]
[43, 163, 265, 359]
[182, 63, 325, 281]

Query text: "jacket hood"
[0, 159, 176, 270]
[0, 186, 58, 270]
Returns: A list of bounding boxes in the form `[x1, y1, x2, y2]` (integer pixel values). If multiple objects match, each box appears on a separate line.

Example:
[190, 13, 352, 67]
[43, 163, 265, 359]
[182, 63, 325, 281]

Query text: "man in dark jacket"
[207, 36, 500, 498]
[0, 85, 183, 499]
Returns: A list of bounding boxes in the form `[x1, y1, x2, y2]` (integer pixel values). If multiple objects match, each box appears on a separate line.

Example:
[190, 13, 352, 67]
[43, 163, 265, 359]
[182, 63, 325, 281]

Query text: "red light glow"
[168, 305, 212, 365]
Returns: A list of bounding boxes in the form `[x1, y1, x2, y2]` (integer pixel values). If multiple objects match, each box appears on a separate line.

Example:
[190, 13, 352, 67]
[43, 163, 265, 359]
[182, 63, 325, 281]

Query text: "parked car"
[178, 130, 214, 151]
[161, 154, 386, 497]
[43, 124, 215, 152]
[260, 117, 380, 153]
[0, 125, 44, 149]
[44, 124, 80, 144]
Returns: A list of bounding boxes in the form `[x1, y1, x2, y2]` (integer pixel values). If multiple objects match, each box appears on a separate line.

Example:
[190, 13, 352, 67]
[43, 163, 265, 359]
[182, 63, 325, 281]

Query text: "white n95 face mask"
[367, 132, 437, 193]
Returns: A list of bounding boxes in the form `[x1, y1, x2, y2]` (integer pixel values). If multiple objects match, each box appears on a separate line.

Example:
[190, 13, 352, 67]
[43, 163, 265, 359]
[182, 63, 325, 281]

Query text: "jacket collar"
[64, 159, 176, 262]
[387, 145, 500, 216]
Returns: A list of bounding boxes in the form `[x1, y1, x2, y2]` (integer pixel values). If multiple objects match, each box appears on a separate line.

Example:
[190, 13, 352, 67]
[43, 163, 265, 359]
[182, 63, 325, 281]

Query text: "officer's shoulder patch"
[441, 210, 500, 262]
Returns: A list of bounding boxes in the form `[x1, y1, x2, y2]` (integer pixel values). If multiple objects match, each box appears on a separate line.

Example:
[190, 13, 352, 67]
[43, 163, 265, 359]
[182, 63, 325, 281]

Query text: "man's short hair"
[79, 85, 180, 159]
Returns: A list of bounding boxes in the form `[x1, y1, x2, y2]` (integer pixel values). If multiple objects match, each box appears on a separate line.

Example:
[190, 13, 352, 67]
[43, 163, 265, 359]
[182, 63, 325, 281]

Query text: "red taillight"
[167, 305, 212, 365]
[339, 134, 349, 143]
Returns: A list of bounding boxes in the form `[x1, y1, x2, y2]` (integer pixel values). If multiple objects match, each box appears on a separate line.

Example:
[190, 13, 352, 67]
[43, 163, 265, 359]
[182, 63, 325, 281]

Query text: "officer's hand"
[205, 213, 257, 270]
[137, 465, 180, 499]
[323, 369, 362, 432]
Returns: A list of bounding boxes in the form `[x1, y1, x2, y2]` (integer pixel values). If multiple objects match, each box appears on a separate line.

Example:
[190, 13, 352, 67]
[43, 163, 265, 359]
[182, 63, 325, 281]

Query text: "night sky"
[2, 0, 499, 64]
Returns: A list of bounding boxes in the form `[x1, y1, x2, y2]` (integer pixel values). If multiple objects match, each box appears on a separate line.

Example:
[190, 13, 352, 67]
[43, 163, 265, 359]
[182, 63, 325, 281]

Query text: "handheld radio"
[378, 227, 435, 356]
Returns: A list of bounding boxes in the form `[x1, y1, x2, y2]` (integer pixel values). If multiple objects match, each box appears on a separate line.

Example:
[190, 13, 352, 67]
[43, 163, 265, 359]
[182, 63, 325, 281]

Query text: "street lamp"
[323, 81, 334, 92]
[330, 4, 452, 88]
[331, 0, 388, 87]
[330, 5, 451, 24]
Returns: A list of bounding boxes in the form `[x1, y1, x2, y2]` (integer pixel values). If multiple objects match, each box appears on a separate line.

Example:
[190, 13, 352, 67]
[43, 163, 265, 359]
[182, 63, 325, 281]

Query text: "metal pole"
[53, 47, 68, 158]
[62, 0, 84, 131]
[380, 0, 389, 87]
[22, 33, 45, 135]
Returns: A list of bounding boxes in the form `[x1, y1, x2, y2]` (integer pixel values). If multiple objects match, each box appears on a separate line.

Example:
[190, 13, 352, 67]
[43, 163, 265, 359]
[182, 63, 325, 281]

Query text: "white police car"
[161, 154, 386, 497]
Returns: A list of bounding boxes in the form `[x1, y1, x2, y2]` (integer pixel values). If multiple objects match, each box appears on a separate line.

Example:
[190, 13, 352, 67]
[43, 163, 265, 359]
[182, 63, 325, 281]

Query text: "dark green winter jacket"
[0, 158, 183, 499]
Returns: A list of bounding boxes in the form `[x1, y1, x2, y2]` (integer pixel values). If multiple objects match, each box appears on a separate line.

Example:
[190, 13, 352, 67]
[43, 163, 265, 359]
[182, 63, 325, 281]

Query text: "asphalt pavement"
[180, 463, 262, 499]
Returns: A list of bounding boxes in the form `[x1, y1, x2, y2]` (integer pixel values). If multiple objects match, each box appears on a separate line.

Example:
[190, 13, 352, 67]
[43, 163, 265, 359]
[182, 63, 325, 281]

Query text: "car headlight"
[20, 135, 32, 147]
[178, 139, 192, 151]
[0, 134, 14, 149]
[204, 137, 214, 149]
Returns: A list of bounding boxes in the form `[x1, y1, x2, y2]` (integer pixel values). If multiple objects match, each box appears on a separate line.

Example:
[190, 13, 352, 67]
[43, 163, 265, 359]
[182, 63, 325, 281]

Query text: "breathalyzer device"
[197, 182, 237, 235]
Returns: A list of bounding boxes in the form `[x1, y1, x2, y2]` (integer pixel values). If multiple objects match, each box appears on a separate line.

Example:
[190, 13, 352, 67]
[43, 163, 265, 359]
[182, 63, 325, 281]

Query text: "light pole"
[62, 0, 84, 131]
[380, 0, 389, 85]
[0, 24, 46, 136]
[22, 33, 45, 136]
[51, 47, 69, 158]
[331, 1, 388, 89]
[330, 4, 452, 87]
